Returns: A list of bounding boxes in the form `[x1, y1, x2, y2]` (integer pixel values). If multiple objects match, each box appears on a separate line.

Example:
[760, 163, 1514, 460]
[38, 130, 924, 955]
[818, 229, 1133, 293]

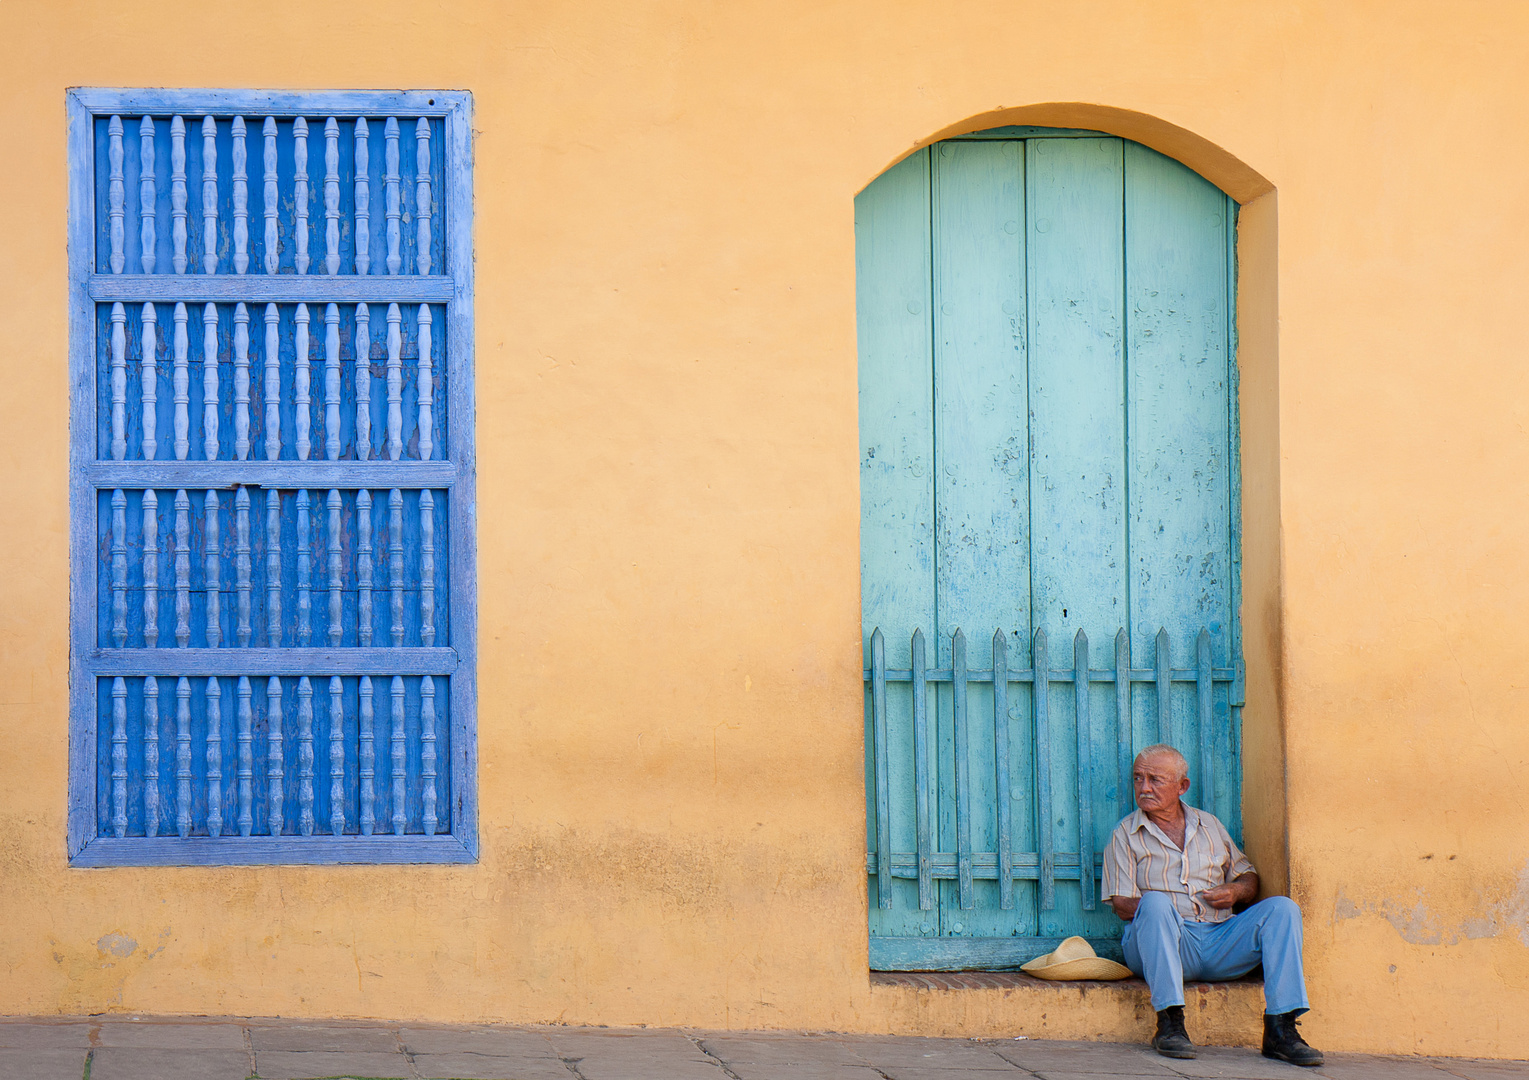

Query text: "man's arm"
[1108, 895, 1140, 920]
[1200, 872, 1259, 910]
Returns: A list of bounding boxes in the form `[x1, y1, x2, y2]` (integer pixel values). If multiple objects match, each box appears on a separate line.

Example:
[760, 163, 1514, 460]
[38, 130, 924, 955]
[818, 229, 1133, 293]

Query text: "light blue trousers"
[1121, 892, 1310, 1016]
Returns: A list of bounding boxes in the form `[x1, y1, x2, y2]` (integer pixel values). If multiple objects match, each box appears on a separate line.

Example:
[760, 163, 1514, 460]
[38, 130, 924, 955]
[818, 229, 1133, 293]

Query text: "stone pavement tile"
[0, 1022, 96, 1048]
[1437, 1061, 1529, 1079]
[250, 1023, 402, 1053]
[90, 1047, 253, 1080]
[0, 1048, 90, 1080]
[721, 1065, 883, 1080]
[697, 1033, 868, 1066]
[990, 1040, 1180, 1075]
[254, 1048, 412, 1079]
[543, 1029, 723, 1080]
[875, 1066, 1032, 1080]
[413, 1051, 577, 1080]
[1034, 1073, 1199, 1080]
[1315, 1055, 1466, 1080]
[841, 1035, 1018, 1071]
[94, 1019, 249, 1049]
[402, 1025, 562, 1057]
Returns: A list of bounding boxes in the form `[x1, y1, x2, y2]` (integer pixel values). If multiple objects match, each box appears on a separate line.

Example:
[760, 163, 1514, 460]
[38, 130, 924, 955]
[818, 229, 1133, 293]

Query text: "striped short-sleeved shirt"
[1101, 805, 1256, 923]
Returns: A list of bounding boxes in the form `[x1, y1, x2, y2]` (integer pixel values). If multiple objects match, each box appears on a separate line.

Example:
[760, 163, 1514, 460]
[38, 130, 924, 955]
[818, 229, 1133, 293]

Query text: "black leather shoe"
[1152, 1006, 1196, 1059]
[1263, 1011, 1324, 1067]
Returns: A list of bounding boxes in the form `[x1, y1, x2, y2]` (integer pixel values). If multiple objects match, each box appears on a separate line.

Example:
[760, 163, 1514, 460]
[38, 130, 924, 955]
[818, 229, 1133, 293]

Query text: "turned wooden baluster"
[389, 488, 404, 646]
[323, 117, 340, 275]
[233, 303, 250, 459]
[354, 304, 372, 460]
[415, 118, 432, 275]
[262, 117, 279, 274]
[266, 489, 281, 646]
[140, 303, 158, 460]
[384, 118, 401, 274]
[329, 676, 346, 835]
[175, 676, 192, 837]
[172, 302, 189, 459]
[385, 303, 402, 460]
[111, 677, 127, 836]
[202, 303, 219, 459]
[143, 676, 160, 836]
[357, 490, 373, 645]
[206, 677, 223, 837]
[139, 117, 156, 273]
[204, 490, 221, 647]
[354, 118, 370, 274]
[297, 676, 315, 835]
[142, 490, 159, 646]
[327, 489, 342, 646]
[264, 303, 281, 460]
[296, 490, 311, 645]
[325, 304, 341, 460]
[107, 116, 125, 273]
[111, 490, 127, 647]
[231, 117, 248, 273]
[293, 117, 310, 274]
[416, 304, 433, 459]
[359, 675, 376, 834]
[170, 116, 187, 273]
[110, 302, 127, 460]
[200, 116, 218, 273]
[267, 676, 284, 835]
[173, 489, 191, 648]
[235, 486, 251, 646]
[237, 675, 253, 836]
[420, 490, 435, 646]
[294, 303, 311, 460]
[391, 675, 406, 835]
[421, 675, 438, 834]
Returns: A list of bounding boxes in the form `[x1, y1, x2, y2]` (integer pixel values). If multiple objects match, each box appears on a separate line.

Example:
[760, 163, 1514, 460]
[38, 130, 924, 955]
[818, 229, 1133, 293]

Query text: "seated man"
[1102, 744, 1322, 1067]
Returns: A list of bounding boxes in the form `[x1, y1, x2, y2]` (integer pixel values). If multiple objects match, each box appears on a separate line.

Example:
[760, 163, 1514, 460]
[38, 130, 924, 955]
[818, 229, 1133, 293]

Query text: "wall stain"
[1334, 863, 1529, 947]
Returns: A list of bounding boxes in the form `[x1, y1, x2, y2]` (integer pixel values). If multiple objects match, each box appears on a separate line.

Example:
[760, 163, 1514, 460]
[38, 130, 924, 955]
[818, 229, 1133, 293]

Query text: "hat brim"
[1021, 957, 1134, 981]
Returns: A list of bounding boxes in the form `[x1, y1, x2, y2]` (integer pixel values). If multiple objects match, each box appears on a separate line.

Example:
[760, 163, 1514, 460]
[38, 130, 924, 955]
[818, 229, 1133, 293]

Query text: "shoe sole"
[1154, 1046, 1198, 1059]
[1262, 1049, 1324, 1067]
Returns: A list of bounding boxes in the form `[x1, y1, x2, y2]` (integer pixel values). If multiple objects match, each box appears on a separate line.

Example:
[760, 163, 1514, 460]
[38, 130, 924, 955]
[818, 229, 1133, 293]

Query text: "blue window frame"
[66, 88, 477, 866]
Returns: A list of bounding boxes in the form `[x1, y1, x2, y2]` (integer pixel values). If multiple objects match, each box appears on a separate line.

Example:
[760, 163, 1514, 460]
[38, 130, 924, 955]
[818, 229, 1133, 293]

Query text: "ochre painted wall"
[2, 0, 1527, 1058]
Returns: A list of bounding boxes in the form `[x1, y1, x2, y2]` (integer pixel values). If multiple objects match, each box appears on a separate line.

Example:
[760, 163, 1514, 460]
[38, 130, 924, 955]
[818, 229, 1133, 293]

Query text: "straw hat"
[1020, 936, 1134, 981]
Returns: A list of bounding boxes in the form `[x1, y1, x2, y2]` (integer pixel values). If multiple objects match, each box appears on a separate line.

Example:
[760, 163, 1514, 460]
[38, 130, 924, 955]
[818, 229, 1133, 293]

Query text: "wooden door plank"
[1123, 142, 1234, 826]
[928, 139, 1034, 937]
[1025, 136, 1126, 942]
[857, 148, 935, 935]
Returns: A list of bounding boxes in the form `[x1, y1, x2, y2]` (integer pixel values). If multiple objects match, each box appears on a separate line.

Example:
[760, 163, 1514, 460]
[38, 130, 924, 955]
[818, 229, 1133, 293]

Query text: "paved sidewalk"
[0, 1016, 1524, 1080]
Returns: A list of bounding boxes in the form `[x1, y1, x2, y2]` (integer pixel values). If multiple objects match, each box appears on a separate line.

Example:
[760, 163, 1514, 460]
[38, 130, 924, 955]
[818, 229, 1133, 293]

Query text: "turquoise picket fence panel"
[858, 130, 1241, 969]
[66, 89, 477, 866]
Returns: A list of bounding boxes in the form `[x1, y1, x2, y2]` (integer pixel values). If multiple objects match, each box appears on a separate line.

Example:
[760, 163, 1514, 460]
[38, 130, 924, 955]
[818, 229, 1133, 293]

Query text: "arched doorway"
[859, 127, 1241, 968]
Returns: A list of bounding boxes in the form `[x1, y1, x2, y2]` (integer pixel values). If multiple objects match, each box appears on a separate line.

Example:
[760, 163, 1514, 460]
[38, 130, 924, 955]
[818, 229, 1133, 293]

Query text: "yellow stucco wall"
[2, 0, 1528, 1059]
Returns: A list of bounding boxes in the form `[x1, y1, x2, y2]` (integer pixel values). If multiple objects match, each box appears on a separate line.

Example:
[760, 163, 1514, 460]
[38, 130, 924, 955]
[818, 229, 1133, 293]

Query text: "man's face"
[1133, 755, 1190, 814]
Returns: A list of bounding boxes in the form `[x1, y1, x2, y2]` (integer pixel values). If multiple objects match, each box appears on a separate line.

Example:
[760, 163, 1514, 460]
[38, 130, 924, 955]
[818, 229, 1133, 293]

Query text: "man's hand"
[1108, 895, 1140, 921]
[1200, 872, 1259, 910]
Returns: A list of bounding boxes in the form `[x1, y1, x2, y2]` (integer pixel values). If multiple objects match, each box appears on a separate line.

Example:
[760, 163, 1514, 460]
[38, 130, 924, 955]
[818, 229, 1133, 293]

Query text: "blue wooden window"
[858, 129, 1241, 968]
[66, 89, 477, 866]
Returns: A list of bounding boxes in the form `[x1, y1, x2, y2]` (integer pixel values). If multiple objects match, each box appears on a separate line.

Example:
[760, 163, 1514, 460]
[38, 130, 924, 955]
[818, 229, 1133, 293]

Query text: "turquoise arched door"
[858, 129, 1242, 969]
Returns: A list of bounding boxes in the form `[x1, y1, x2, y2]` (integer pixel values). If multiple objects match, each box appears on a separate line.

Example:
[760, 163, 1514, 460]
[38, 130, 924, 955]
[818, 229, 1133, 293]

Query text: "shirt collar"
[1127, 804, 1202, 848]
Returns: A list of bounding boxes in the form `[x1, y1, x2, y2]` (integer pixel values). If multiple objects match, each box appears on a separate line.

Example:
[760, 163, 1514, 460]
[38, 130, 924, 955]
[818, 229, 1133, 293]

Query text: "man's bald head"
[1134, 745, 1189, 781]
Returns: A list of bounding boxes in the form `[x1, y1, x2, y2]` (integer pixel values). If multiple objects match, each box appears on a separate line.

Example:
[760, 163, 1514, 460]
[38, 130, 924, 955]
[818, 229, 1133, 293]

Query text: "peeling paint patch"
[1335, 862, 1529, 948]
[96, 933, 137, 958]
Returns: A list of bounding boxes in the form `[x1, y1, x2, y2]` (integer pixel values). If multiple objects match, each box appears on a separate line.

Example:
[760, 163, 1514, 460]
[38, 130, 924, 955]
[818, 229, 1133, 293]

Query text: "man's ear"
[1178, 776, 1191, 796]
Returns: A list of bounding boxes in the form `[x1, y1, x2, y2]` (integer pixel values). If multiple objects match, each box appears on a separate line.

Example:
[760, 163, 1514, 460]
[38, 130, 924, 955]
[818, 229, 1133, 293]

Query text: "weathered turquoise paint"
[858, 130, 1239, 968]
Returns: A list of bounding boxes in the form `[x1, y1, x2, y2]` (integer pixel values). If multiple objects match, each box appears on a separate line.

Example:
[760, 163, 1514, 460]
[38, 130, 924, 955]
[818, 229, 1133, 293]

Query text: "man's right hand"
[1109, 895, 1140, 921]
